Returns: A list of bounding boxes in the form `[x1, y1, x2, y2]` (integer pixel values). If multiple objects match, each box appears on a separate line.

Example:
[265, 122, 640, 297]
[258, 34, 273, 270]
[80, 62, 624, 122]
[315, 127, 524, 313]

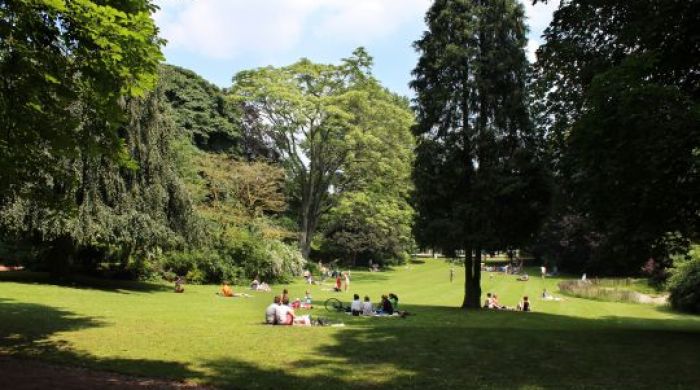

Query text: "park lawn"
[1, 260, 700, 389]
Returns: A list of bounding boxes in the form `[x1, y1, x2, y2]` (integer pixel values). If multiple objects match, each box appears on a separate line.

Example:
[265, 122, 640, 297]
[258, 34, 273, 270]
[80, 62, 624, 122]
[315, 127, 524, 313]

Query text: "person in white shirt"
[275, 297, 294, 325]
[541, 265, 547, 279]
[266, 296, 281, 324]
[361, 295, 374, 316]
[350, 294, 362, 316]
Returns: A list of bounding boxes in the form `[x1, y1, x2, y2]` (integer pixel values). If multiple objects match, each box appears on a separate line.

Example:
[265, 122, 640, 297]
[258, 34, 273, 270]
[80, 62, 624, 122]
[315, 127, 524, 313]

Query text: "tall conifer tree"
[412, 0, 549, 308]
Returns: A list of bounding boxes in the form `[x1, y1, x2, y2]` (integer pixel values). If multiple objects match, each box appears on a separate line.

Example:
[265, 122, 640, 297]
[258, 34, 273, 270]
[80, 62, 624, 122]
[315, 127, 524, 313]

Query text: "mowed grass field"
[1, 260, 700, 389]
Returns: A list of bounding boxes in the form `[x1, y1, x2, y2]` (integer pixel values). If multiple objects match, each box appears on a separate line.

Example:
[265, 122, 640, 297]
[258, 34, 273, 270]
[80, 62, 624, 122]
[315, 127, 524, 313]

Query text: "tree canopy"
[412, 0, 550, 308]
[533, 0, 700, 274]
[0, 0, 164, 199]
[230, 49, 415, 261]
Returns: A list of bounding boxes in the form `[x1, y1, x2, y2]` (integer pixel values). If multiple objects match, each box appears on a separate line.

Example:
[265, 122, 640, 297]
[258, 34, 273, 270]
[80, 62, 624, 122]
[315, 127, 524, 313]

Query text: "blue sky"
[154, 0, 560, 97]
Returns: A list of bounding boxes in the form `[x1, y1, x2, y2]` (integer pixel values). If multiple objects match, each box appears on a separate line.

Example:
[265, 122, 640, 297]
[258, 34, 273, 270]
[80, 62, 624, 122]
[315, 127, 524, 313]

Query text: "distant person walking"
[343, 272, 350, 292]
[449, 267, 455, 283]
[541, 265, 547, 279]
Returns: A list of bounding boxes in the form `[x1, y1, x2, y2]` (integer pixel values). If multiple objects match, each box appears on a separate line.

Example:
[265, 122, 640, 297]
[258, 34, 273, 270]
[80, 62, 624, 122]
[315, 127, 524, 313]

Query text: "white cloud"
[312, 0, 431, 43]
[154, 0, 430, 60]
[154, 0, 558, 63]
[523, 0, 560, 61]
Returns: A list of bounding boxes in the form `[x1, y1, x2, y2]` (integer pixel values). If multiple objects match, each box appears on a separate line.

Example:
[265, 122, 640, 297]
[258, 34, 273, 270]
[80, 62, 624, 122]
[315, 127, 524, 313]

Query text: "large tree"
[0, 86, 199, 276]
[322, 83, 415, 265]
[533, 0, 700, 274]
[412, 0, 549, 308]
[230, 49, 406, 259]
[0, 0, 164, 199]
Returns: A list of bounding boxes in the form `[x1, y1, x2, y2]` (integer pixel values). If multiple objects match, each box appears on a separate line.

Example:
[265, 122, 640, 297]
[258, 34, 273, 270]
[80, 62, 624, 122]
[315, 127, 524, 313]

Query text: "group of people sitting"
[484, 292, 531, 312]
[265, 289, 313, 326]
[349, 293, 406, 317]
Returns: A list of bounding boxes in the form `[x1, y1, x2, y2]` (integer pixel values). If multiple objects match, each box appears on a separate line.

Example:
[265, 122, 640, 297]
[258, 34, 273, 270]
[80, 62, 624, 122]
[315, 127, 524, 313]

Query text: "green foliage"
[0, 85, 200, 277]
[230, 49, 410, 260]
[158, 64, 244, 154]
[169, 126, 302, 283]
[320, 81, 415, 265]
[668, 247, 700, 314]
[533, 0, 700, 274]
[0, 0, 164, 199]
[411, 0, 550, 307]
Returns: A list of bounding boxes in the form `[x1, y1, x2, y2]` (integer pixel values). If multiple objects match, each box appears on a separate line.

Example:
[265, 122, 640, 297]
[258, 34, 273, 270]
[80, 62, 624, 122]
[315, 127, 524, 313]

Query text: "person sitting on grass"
[302, 290, 313, 309]
[266, 296, 281, 324]
[250, 279, 260, 290]
[517, 273, 529, 281]
[379, 294, 394, 315]
[281, 288, 289, 303]
[517, 296, 531, 312]
[350, 294, 362, 316]
[258, 282, 271, 292]
[388, 293, 399, 310]
[220, 282, 234, 297]
[275, 297, 311, 326]
[491, 294, 506, 310]
[362, 296, 373, 316]
[484, 293, 494, 309]
[174, 276, 185, 293]
[276, 297, 293, 325]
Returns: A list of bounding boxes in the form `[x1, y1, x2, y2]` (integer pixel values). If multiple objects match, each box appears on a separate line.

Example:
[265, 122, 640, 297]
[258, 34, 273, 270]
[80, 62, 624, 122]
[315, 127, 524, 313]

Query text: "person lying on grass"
[218, 283, 252, 298]
[541, 288, 564, 301]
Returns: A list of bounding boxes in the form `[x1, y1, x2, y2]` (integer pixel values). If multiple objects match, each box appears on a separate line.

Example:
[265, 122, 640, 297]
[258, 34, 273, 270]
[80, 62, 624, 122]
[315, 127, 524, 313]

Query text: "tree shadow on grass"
[2, 297, 699, 389]
[0, 271, 171, 294]
[0, 298, 203, 385]
[197, 305, 700, 389]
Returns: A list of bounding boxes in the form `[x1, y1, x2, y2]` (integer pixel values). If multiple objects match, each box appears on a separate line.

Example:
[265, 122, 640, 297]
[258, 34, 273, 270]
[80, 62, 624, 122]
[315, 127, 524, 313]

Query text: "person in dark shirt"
[380, 294, 394, 315]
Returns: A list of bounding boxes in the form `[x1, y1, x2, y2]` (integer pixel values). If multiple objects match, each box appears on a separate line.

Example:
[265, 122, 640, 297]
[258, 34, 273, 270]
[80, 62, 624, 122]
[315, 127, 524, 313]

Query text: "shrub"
[668, 247, 700, 314]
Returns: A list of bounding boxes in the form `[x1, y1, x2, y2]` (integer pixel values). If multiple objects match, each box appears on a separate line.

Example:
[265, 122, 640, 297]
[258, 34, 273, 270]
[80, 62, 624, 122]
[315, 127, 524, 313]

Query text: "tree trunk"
[47, 235, 74, 280]
[462, 246, 483, 309]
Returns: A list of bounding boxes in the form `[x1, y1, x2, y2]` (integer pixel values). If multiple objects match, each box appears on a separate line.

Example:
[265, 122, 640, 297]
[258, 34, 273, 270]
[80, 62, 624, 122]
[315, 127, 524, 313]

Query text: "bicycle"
[324, 297, 346, 312]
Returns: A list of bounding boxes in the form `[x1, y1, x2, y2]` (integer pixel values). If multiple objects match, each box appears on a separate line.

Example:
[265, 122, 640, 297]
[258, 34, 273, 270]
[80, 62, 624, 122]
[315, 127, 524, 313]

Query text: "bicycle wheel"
[324, 297, 343, 312]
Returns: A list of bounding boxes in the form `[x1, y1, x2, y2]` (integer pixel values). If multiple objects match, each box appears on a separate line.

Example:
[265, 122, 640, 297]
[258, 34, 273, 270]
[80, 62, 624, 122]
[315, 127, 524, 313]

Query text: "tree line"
[1, 0, 697, 312]
[411, 0, 698, 310]
[0, 1, 415, 284]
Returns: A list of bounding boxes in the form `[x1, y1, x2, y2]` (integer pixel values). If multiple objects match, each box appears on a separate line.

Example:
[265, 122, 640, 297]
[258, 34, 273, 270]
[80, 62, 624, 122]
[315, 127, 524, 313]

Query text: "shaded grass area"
[1, 261, 700, 389]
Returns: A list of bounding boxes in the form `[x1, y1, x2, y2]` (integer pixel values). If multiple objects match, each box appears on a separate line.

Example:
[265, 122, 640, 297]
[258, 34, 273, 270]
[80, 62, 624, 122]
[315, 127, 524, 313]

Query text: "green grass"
[1, 261, 700, 389]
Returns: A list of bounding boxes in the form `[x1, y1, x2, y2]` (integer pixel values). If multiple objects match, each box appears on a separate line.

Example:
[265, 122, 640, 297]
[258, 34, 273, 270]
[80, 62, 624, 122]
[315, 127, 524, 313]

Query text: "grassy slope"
[1, 260, 699, 389]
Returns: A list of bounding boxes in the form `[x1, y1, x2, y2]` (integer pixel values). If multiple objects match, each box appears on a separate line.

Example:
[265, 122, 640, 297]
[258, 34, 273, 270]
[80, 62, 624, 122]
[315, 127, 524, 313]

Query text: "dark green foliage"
[158, 64, 244, 154]
[533, 0, 700, 274]
[411, 0, 550, 308]
[0, 85, 201, 277]
[0, 0, 163, 200]
[668, 247, 700, 314]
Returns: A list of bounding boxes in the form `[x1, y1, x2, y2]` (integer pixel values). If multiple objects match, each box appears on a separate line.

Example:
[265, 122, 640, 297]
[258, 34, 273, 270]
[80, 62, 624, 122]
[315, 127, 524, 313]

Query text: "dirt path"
[0, 357, 210, 390]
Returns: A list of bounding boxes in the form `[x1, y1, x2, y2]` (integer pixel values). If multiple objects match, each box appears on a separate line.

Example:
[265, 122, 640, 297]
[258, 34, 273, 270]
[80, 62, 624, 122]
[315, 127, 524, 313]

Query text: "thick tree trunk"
[473, 248, 482, 306]
[462, 246, 483, 309]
